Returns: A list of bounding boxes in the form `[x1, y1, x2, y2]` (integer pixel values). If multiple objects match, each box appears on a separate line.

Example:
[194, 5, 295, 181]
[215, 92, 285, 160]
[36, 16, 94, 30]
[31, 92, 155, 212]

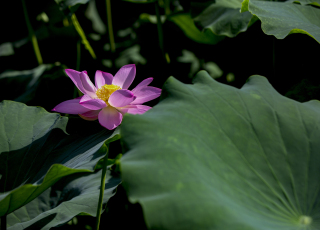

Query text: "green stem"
[1, 215, 6, 230]
[21, 0, 43, 65]
[95, 146, 109, 230]
[71, 13, 96, 59]
[106, 0, 116, 53]
[155, 1, 170, 63]
[164, 0, 170, 16]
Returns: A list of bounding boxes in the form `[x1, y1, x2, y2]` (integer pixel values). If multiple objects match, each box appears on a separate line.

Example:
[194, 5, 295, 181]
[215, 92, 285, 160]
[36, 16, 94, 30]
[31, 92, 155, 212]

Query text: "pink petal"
[79, 94, 92, 102]
[131, 86, 161, 105]
[108, 89, 136, 108]
[117, 105, 151, 115]
[80, 94, 107, 110]
[79, 109, 100, 121]
[131, 78, 153, 94]
[80, 71, 97, 98]
[65, 69, 87, 94]
[95, 70, 113, 89]
[112, 64, 136, 89]
[98, 106, 123, 130]
[52, 97, 91, 114]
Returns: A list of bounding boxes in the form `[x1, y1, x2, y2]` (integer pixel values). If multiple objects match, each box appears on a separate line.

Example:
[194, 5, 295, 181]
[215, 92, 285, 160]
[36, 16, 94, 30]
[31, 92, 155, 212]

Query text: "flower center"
[96, 84, 121, 103]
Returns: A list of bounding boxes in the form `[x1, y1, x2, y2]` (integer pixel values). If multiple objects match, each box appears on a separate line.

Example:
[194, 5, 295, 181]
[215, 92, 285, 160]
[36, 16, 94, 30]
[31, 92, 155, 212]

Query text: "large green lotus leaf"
[168, 13, 225, 45]
[241, 0, 320, 43]
[287, 0, 320, 7]
[7, 169, 121, 230]
[191, 0, 254, 37]
[0, 101, 120, 216]
[120, 71, 320, 229]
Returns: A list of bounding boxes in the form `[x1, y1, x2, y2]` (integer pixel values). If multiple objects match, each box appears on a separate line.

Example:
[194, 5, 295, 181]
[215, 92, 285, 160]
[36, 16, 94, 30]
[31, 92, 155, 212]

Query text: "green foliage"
[191, 0, 320, 42]
[54, 0, 89, 12]
[95, 154, 122, 172]
[123, 0, 157, 3]
[7, 170, 121, 230]
[191, 0, 254, 37]
[55, 0, 90, 6]
[0, 64, 64, 103]
[287, 0, 320, 7]
[0, 101, 119, 216]
[241, 0, 320, 43]
[168, 13, 225, 44]
[120, 71, 320, 229]
[0, 43, 14, 56]
[1, 0, 320, 228]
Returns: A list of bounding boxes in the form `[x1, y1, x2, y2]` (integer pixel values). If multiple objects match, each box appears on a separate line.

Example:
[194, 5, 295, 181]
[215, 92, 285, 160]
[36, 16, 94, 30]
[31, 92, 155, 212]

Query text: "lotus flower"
[52, 64, 161, 130]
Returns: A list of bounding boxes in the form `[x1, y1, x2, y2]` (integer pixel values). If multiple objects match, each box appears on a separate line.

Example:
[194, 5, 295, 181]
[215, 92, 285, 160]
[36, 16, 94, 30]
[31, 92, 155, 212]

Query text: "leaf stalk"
[95, 145, 109, 230]
[106, 0, 116, 53]
[21, 0, 43, 65]
[71, 14, 97, 59]
[164, 0, 170, 15]
[155, 1, 170, 63]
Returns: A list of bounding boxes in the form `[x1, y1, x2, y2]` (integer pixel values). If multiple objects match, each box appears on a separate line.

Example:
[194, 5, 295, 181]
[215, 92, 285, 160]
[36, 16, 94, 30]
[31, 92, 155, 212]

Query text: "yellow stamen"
[96, 84, 121, 104]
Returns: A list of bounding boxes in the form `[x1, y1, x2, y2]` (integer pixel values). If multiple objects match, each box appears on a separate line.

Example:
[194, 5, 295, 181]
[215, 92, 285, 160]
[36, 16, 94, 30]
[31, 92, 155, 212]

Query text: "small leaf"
[177, 50, 200, 78]
[7, 170, 121, 230]
[115, 45, 147, 68]
[0, 43, 14, 56]
[168, 13, 225, 44]
[55, 0, 90, 8]
[54, 0, 87, 13]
